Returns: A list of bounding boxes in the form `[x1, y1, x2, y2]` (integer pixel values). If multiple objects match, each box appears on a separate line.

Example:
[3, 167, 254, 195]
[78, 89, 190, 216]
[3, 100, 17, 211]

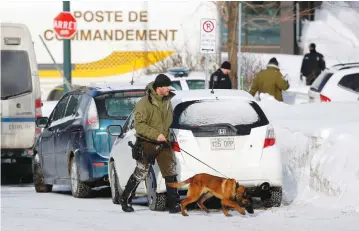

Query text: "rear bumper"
[1, 149, 33, 160]
[155, 145, 283, 193]
[74, 149, 109, 182]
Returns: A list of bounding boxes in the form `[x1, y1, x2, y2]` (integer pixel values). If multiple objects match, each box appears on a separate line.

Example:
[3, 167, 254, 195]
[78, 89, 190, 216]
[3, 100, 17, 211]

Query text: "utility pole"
[237, 2, 242, 90]
[63, 1, 71, 94]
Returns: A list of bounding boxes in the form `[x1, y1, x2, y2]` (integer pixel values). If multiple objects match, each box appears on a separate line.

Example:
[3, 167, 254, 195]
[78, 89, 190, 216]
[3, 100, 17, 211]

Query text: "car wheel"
[145, 166, 167, 211]
[33, 154, 52, 193]
[70, 158, 92, 198]
[109, 161, 122, 204]
[263, 187, 282, 207]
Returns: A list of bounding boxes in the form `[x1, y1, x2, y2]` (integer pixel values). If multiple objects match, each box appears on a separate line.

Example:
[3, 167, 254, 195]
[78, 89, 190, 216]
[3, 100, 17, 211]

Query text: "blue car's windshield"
[95, 90, 146, 120]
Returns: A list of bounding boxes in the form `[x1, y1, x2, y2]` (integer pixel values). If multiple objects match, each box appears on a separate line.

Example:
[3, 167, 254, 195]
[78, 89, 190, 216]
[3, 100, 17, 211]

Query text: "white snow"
[179, 99, 259, 126]
[258, 97, 359, 212]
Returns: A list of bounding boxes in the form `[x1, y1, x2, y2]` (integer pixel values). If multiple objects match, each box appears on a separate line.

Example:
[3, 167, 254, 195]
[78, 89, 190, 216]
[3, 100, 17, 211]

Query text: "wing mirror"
[107, 125, 123, 137]
[36, 117, 49, 128]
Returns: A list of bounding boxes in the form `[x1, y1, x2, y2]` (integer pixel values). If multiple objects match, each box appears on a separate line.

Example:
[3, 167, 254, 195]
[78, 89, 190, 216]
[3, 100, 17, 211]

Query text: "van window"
[310, 72, 333, 92]
[95, 90, 146, 120]
[1, 50, 32, 100]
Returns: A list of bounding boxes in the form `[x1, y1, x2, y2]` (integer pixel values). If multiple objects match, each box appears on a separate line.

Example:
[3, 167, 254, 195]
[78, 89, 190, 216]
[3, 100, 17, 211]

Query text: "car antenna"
[130, 60, 137, 85]
[210, 76, 216, 94]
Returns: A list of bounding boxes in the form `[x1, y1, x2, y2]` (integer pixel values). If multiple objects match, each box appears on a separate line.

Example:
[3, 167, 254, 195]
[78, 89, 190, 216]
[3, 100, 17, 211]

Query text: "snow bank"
[259, 98, 359, 211]
[300, 2, 359, 62]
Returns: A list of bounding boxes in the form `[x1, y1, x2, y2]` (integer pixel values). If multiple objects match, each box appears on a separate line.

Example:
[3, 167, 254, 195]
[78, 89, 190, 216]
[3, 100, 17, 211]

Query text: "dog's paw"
[182, 212, 189, 217]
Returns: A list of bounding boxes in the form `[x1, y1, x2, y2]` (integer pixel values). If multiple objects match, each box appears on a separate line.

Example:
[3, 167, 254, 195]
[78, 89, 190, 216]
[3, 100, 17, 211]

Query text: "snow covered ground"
[3, 94, 359, 230]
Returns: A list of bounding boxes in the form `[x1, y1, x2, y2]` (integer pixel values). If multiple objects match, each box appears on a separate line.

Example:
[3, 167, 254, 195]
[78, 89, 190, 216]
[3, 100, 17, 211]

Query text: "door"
[55, 94, 82, 179]
[114, 112, 137, 187]
[41, 95, 70, 180]
[1, 50, 36, 149]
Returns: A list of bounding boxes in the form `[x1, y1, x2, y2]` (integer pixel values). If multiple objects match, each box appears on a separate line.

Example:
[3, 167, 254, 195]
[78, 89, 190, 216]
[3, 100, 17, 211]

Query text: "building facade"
[220, 1, 322, 55]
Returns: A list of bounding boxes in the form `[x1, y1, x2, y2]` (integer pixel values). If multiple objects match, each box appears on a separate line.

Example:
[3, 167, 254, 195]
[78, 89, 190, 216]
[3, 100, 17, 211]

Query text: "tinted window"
[95, 90, 146, 120]
[310, 72, 334, 92]
[338, 74, 359, 93]
[51, 96, 70, 122]
[64, 95, 81, 117]
[186, 80, 205, 89]
[1, 50, 32, 99]
[172, 100, 269, 136]
[171, 81, 182, 90]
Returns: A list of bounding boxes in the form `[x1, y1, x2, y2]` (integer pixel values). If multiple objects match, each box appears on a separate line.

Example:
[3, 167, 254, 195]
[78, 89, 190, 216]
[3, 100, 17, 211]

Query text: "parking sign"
[200, 18, 216, 54]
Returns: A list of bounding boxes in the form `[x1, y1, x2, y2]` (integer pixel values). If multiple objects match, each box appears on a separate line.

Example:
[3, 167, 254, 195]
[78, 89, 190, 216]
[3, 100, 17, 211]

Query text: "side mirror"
[107, 125, 123, 137]
[36, 117, 49, 128]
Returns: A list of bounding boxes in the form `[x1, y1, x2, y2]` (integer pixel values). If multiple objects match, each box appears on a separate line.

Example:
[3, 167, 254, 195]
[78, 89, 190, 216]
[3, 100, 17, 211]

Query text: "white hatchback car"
[308, 63, 359, 102]
[107, 89, 283, 211]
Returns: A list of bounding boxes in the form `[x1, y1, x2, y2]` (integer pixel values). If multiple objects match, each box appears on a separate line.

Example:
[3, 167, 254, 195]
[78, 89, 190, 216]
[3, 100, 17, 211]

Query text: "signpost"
[200, 18, 216, 89]
[53, 2, 76, 94]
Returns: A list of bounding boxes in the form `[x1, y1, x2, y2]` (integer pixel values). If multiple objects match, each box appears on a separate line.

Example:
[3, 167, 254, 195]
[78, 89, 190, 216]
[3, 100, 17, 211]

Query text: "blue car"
[33, 84, 146, 198]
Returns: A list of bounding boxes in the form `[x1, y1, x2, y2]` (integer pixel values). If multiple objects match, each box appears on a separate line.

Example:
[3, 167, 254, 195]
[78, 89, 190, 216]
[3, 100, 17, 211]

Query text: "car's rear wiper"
[1, 90, 32, 100]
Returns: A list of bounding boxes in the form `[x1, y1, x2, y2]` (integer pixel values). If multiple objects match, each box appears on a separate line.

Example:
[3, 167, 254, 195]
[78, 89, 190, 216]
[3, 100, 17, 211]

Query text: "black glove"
[128, 141, 143, 161]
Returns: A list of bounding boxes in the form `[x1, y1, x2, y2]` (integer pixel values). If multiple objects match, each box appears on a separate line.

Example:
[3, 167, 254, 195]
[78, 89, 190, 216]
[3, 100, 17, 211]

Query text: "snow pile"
[300, 2, 359, 62]
[259, 98, 359, 211]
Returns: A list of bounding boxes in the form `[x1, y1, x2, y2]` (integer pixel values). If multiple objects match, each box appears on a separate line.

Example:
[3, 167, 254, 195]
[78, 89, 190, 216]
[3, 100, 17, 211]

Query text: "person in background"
[249, 57, 289, 102]
[209, 61, 232, 89]
[300, 43, 326, 86]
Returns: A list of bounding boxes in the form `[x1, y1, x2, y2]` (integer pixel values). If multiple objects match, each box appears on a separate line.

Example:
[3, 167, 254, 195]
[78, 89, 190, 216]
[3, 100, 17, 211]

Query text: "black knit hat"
[153, 74, 171, 89]
[268, 57, 279, 66]
[221, 61, 231, 70]
[310, 43, 316, 50]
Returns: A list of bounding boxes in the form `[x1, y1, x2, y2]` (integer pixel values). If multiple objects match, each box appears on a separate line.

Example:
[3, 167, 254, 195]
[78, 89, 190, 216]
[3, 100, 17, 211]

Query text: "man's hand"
[300, 73, 303, 81]
[157, 134, 167, 142]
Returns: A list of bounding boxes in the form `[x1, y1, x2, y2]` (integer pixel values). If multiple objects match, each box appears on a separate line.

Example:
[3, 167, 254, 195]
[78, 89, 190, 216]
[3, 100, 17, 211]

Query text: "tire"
[70, 158, 92, 198]
[33, 155, 52, 193]
[263, 187, 282, 207]
[109, 161, 122, 204]
[145, 166, 167, 211]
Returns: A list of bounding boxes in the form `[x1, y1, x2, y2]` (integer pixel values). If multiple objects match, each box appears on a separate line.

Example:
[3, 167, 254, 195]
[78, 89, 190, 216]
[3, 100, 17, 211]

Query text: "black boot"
[165, 175, 181, 214]
[120, 174, 140, 212]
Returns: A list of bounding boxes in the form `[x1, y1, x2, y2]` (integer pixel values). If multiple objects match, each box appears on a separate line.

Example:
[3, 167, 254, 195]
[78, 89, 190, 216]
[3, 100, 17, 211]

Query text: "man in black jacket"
[209, 61, 232, 89]
[300, 43, 326, 86]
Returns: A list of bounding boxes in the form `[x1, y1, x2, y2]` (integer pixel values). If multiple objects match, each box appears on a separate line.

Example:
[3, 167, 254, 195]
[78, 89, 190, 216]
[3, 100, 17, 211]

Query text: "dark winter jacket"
[249, 65, 290, 102]
[300, 50, 326, 85]
[209, 69, 232, 89]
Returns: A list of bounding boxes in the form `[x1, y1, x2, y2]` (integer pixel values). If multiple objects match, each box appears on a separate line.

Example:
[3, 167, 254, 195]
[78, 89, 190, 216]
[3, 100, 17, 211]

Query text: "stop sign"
[53, 12, 77, 39]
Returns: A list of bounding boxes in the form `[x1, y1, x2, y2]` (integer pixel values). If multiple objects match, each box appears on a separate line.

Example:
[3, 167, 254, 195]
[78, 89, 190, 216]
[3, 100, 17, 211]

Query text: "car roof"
[171, 89, 255, 107]
[329, 63, 359, 72]
[69, 83, 147, 97]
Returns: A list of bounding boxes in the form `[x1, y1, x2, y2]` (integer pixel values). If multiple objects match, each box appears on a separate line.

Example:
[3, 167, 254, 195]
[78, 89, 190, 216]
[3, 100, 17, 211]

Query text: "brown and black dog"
[167, 173, 254, 216]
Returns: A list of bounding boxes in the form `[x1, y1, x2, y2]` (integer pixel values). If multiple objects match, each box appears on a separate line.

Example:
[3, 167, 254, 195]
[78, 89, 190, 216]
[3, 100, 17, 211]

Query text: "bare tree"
[216, 1, 317, 89]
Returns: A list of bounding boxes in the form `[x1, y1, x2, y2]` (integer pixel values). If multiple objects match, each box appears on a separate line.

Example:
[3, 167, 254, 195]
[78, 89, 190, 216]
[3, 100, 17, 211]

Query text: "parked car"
[32, 84, 146, 198]
[108, 89, 283, 211]
[308, 63, 359, 102]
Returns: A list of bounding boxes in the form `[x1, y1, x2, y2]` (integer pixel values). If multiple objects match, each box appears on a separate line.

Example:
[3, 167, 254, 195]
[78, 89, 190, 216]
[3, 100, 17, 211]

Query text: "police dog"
[166, 173, 254, 216]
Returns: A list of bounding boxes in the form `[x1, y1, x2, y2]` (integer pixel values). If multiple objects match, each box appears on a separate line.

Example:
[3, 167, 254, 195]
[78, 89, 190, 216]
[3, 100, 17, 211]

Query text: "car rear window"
[1, 50, 32, 100]
[186, 80, 205, 89]
[94, 90, 146, 120]
[172, 99, 269, 131]
[338, 73, 359, 93]
[310, 72, 333, 92]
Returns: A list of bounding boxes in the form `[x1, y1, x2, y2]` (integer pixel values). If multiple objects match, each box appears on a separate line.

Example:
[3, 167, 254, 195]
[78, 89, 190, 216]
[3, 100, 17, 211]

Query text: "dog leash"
[177, 147, 229, 178]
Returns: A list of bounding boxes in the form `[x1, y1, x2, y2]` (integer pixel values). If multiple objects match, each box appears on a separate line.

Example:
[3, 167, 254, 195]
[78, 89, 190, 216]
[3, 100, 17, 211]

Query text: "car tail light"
[263, 125, 276, 148]
[35, 98, 42, 135]
[171, 141, 181, 152]
[85, 98, 99, 130]
[320, 94, 331, 102]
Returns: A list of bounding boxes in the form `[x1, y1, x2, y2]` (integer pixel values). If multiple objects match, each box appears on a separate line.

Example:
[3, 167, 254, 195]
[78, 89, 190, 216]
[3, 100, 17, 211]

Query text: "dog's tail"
[166, 177, 193, 188]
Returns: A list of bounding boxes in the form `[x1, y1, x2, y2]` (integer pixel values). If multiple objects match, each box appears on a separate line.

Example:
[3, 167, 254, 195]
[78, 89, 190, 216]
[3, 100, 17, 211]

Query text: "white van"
[1, 23, 42, 164]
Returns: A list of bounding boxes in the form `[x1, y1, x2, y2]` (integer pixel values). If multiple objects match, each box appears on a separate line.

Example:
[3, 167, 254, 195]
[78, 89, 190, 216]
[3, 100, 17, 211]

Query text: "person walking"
[300, 43, 326, 86]
[249, 57, 290, 102]
[209, 61, 232, 89]
[119, 74, 181, 214]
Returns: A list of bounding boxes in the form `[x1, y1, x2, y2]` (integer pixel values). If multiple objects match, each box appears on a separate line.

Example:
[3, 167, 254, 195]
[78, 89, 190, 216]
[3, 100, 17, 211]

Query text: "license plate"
[210, 138, 235, 150]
